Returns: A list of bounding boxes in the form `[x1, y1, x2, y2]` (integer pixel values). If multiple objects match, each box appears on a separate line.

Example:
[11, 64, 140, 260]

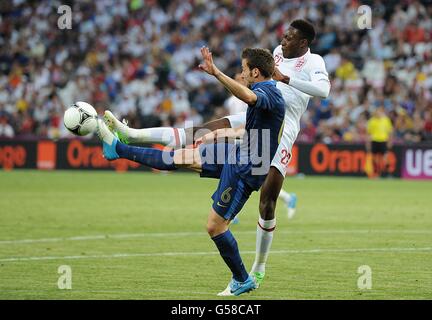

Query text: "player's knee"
[259, 198, 276, 220]
[206, 217, 228, 237]
[206, 222, 225, 238]
[206, 223, 217, 237]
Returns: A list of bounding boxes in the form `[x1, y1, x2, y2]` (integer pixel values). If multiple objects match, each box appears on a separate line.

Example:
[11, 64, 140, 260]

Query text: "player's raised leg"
[95, 118, 201, 171]
[104, 110, 232, 148]
[104, 110, 187, 148]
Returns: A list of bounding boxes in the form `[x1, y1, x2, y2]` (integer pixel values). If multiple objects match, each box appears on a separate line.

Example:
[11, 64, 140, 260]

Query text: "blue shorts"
[200, 143, 253, 220]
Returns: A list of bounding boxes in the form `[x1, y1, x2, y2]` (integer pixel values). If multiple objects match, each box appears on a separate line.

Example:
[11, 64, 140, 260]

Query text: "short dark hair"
[241, 48, 275, 78]
[290, 19, 316, 46]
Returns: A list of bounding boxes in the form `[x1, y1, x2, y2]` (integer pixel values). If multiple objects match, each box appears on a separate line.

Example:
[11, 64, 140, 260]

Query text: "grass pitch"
[0, 170, 431, 300]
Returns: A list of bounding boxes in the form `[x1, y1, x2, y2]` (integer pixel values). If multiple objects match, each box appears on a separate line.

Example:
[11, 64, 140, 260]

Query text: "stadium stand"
[0, 0, 431, 144]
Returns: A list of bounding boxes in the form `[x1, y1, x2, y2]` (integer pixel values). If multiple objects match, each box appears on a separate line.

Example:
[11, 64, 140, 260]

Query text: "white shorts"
[225, 113, 294, 178]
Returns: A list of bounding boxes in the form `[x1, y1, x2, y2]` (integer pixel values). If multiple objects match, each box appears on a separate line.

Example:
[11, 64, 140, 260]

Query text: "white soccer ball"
[63, 101, 98, 136]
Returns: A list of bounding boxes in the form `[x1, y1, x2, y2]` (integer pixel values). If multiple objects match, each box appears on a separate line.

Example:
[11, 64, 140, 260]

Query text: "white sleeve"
[289, 77, 330, 98]
[224, 112, 247, 129]
[288, 56, 331, 98]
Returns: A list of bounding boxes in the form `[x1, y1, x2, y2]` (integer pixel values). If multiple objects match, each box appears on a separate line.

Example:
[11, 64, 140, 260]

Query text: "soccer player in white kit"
[103, 19, 330, 291]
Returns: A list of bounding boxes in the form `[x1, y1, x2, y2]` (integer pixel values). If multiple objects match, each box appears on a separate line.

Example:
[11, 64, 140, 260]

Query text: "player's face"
[241, 59, 256, 86]
[281, 27, 306, 59]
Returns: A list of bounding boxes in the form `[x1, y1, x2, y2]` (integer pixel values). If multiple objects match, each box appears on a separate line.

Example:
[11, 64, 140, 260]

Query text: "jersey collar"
[250, 80, 276, 90]
[283, 48, 310, 61]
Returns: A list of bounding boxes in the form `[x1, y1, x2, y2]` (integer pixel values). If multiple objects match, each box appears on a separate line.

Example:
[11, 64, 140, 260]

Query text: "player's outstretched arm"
[273, 66, 330, 99]
[198, 46, 257, 105]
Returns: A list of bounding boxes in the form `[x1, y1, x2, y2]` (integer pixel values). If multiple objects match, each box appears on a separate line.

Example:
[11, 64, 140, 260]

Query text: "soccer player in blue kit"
[95, 46, 285, 296]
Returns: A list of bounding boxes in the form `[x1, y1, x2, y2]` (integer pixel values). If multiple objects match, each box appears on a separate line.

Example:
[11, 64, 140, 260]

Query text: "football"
[63, 101, 98, 136]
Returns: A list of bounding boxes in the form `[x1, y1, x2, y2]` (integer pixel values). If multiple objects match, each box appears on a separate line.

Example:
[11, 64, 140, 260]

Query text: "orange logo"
[310, 144, 396, 175]
[37, 141, 57, 170]
[0, 145, 26, 170]
[66, 140, 140, 172]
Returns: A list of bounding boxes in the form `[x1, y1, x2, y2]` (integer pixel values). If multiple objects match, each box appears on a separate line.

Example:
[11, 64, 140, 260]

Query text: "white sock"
[251, 217, 276, 274]
[128, 127, 186, 148]
[278, 189, 291, 203]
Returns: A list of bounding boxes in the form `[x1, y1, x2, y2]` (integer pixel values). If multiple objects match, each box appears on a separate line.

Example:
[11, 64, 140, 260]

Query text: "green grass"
[0, 170, 431, 299]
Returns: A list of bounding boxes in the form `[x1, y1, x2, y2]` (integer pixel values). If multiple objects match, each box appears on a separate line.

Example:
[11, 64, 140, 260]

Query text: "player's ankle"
[251, 263, 265, 274]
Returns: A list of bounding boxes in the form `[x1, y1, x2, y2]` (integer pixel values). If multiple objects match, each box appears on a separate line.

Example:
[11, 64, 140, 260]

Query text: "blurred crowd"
[0, 0, 431, 144]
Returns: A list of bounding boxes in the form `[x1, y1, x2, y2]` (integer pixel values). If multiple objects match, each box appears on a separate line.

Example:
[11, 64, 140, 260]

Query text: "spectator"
[0, 115, 14, 138]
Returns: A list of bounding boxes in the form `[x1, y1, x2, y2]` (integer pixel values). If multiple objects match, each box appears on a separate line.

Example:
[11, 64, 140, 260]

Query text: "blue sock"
[211, 230, 249, 282]
[116, 142, 177, 171]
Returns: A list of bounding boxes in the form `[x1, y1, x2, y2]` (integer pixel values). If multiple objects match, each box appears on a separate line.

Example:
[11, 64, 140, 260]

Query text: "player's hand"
[196, 129, 225, 145]
[273, 67, 290, 84]
[198, 46, 220, 77]
[198, 131, 217, 144]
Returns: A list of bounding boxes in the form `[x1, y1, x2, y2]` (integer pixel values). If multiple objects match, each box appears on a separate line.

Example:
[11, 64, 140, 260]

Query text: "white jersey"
[273, 45, 329, 149]
[224, 95, 248, 115]
[225, 46, 329, 177]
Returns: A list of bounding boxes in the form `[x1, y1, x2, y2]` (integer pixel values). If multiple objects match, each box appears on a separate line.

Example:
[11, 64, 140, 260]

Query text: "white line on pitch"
[1, 229, 431, 245]
[1, 247, 431, 262]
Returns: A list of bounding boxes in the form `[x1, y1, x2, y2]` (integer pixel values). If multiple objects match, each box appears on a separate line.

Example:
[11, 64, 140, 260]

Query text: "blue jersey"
[198, 80, 285, 219]
[236, 80, 285, 190]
